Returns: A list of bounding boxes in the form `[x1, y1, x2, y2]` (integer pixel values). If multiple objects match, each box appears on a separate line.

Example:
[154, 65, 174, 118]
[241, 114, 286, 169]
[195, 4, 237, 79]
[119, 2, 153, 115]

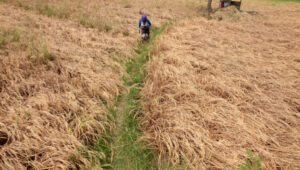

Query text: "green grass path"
[112, 25, 167, 170]
[94, 25, 168, 170]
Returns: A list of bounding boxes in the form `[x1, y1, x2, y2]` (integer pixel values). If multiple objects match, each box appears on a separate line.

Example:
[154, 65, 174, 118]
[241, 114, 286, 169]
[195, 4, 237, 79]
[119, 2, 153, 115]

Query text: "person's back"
[139, 14, 151, 40]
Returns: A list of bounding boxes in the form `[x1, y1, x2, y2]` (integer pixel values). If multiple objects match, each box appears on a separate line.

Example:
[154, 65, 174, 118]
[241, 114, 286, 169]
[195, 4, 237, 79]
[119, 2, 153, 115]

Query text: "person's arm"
[139, 19, 142, 33]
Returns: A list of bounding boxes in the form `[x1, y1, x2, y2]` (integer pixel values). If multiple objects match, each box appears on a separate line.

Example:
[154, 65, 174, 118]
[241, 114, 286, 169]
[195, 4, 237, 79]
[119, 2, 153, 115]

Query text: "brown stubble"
[0, 0, 200, 169]
[141, 2, 300, 169]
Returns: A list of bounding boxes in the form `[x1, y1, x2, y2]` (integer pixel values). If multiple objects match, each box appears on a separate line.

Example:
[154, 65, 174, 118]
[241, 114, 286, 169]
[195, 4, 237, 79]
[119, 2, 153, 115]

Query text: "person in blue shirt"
[139, 14, 151, 40]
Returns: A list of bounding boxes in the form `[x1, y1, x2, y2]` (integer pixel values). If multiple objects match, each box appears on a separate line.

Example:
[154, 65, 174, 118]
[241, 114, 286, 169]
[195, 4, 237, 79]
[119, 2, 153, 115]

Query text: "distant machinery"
[219, 0, 242, 10]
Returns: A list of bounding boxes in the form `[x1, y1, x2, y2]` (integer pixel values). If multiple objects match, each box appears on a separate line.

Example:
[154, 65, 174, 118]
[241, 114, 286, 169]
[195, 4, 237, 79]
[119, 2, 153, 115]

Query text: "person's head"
[142, 14, 147, 22]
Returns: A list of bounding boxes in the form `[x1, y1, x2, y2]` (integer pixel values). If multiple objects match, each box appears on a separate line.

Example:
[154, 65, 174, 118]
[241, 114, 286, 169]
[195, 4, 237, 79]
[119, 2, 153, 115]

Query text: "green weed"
[38, 4, 55, 17]
[17, 2, 31, 11]
[0, 29, 21, 48]
[27, 42, 54, 64]
[70, 146, 104, 169]
[41, 45, 54, 61]
[0, 31, 8, 47]
[24, 111, 31, 120]
[23, 5, 31, 11]
[80, 16, 95, 29]
[26, 42, 39, 58]
[216, 15, 223, 21]
[56, 5, 70, 19]
[80, 14, 113, 32]
[36, 4, 70, 19]
[229, 10, 240, 22]
[12, 30, 21, 42]
[89, 108, 116, 169]
[104, 24, 113, 32]
[238, 150, 264, 170]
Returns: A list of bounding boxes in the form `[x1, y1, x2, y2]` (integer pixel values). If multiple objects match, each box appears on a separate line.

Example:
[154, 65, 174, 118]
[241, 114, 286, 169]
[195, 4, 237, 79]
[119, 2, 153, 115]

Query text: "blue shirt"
[139, 18, 151, 30]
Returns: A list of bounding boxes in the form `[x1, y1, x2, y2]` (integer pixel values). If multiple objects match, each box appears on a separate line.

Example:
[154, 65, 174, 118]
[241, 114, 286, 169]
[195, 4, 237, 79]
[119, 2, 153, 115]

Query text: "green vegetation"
[16, 2, 31, 11]
[80, 15, 113, 32]
[37, 4, 55, 17]
[23, 5, 31, 11]
[69, 105, 118, 169]
[0, 32, 8, 47]
[70, 145, 104, 169]
[89, 108, 117, 169]
[27, 42, 54, 64]
[36, 4, 70, 19]
[238, 150, 264, 170]
[104, 24, 113, 32]
[2, 1, 70, 18]
[0, 29, 21, 48]
[104, 25, 168, 169]
[12, 30, 21, 42]
[228, 10, 240, 22]
[41, 45, 54, 61]
[112, 94, 157, 169]
[80, 15, 95, 29]
[125, 26, 168, 85]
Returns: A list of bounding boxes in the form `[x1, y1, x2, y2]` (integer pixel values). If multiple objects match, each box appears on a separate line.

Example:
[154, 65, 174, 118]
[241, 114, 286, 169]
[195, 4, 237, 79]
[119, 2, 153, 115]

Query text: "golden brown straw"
[0, 0, 199, 169]
[141, 2, 300, 169]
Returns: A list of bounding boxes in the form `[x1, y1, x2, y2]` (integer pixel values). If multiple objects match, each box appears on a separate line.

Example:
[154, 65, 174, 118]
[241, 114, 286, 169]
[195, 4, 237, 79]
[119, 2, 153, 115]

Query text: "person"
[139, 14, 151, 40]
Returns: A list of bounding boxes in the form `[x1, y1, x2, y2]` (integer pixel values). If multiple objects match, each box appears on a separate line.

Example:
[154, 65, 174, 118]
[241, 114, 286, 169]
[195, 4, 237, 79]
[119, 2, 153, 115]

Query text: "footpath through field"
[102, 25, 168, 169]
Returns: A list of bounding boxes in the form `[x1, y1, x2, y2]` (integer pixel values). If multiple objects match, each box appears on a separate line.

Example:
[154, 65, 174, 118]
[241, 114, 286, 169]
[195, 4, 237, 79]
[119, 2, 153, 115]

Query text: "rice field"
[141, 1, 300, 169]
[0, 0, 299, 169]
[0, 0, 198, 169]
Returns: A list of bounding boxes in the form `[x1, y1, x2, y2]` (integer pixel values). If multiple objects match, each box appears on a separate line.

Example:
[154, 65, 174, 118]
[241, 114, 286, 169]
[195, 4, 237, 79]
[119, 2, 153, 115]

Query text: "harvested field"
[1, 0, 299, 169]
[0, 0, 199, 169]
[5, 0, 199, 43]
[0, 3, 123, 169]
[141, 1, 300, 169]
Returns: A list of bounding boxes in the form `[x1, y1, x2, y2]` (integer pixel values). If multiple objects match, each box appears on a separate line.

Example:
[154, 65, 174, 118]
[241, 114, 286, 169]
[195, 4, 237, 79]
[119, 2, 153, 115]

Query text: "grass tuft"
[238, 150, 264, 170]
[38, 4, 55, 17]
[80, 15, 113, 32]
[104, 24, 113, 32]
[0, 31, 8, 47]
[41, 45, 54, 61]
[0, 28, 21, 48]
[12, 29, 21, 42]
[27, 42, 54, 64]
[36, 3, 70, 19]
[80, 15, 95, 29]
